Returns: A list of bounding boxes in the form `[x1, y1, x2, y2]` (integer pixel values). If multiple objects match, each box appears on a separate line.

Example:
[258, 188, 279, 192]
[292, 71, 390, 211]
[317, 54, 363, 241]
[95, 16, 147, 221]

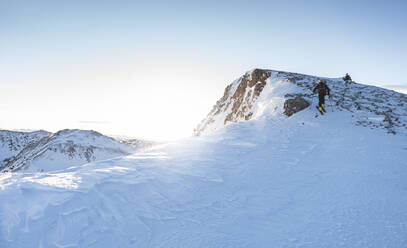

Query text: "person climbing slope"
[313, 79, 331, 114]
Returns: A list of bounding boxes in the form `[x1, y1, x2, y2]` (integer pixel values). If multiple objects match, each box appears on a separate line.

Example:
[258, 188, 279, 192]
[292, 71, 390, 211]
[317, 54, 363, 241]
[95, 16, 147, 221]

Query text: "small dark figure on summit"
[313, 79, 331, 113]
[343, 73, 352, 84]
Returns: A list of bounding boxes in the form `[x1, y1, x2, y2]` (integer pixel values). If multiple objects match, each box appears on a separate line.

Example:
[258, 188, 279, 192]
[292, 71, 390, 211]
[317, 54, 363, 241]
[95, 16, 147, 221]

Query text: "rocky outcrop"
[0, 130, 51, 165]
[283, 97, 310, 116]
[194, 69, 271, 136]
[224, 69, 271, 123]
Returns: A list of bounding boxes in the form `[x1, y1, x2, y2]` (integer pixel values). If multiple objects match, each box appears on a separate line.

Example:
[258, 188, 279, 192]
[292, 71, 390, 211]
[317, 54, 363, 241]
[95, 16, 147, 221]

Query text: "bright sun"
[2, 53, 226, 141]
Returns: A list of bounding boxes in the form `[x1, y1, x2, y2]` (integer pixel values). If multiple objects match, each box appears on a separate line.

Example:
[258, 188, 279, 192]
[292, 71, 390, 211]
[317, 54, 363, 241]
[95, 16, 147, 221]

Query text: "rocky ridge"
[0, 130, 51, 165]
[195, 69, 407, 136]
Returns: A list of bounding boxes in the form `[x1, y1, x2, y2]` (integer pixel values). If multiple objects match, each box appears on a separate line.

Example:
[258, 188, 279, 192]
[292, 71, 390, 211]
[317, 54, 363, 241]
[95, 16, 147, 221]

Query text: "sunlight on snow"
[23, 173, 82, 189]
[127, 152, 170, 160]
[0, 173, 15, 190]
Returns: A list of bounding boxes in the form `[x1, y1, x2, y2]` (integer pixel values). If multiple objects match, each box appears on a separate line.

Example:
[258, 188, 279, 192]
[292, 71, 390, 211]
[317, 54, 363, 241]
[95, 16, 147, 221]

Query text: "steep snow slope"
[0, 109, 406, 247]
[195, 69, 407, 136]
[0, 130, 51, 164]
[0, 129, 135, 173]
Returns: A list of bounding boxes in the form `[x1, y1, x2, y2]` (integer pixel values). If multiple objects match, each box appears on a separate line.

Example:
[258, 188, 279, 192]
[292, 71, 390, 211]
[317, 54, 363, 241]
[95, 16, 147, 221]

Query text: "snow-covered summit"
[195, 69, 407, 136]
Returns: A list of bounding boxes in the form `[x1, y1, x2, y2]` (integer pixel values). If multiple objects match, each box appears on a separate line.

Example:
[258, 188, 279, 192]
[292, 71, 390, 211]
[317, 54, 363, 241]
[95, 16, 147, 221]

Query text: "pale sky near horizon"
[1, 0, 406, 140]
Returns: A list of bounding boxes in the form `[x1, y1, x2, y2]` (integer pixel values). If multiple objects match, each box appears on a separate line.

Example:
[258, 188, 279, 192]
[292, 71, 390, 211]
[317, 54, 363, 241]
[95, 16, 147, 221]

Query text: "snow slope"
[0, 69, 406, 247]
[1, 110, 406, 247]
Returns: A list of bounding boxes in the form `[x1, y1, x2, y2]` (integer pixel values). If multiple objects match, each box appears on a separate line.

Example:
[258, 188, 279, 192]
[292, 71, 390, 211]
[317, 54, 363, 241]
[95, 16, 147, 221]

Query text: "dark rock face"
[283, 97, 310, 117]
[224, 69, 271, 124]
[194, 69, 271, 136]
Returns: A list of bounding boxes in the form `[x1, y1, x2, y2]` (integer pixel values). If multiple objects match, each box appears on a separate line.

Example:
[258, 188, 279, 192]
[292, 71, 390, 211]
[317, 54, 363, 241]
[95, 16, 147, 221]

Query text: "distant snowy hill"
[195, 69, 407, 136]
[113, 135, 157, 150]
[0, 129, 155, 173]
[0, 69, 406, 247]
[382, 84, 407, 94]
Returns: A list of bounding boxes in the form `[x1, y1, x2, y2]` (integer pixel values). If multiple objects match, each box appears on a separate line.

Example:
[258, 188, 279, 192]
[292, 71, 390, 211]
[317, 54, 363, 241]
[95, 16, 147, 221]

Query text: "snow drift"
[0, 69, 406, 248]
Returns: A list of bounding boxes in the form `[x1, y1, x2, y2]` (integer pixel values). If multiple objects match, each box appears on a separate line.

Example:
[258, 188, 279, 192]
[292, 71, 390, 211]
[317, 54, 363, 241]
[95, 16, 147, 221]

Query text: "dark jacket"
[343, 74, 352, 81]
[313, 83, 330, 96]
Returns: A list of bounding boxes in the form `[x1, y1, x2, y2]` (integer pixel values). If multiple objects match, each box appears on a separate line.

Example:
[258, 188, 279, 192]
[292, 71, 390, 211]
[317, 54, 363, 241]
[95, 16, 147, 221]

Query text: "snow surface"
[1, 107, 406, 247]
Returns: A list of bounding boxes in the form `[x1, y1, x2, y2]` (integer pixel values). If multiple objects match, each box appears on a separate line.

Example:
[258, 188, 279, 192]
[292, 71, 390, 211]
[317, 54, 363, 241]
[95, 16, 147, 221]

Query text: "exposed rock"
[224, 69, 270, 124]
[194, 69, 271, 136]
[283, 97, 310, 116]
[0, 130, 51, 166]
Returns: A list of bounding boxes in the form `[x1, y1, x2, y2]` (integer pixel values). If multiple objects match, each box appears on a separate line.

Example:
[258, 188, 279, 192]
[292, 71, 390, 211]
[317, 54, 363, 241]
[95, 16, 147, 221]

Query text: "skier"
[313, 79, 331, 113]
[343, 73, 352, 84]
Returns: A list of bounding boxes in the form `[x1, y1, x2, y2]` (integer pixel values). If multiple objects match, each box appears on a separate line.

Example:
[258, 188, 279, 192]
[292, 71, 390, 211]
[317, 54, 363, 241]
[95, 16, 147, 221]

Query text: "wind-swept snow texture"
[0, 69, 406, 247]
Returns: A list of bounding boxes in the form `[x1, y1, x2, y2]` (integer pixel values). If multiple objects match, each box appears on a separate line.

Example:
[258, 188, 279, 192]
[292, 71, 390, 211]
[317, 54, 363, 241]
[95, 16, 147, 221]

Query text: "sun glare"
[1, 59, 221, 141]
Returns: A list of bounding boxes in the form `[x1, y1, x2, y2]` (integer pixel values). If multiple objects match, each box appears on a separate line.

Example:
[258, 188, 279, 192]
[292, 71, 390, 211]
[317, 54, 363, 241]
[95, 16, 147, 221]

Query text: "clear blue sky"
[1, 0, 406, 139]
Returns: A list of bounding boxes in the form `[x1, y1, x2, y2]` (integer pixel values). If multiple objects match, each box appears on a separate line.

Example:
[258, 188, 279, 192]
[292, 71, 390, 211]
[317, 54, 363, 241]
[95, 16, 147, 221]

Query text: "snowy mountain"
[382, 84, 407, 94]
[195, 69, 407, 136]
[0, 69, 406, 247]
[0, 129, 154, 173]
